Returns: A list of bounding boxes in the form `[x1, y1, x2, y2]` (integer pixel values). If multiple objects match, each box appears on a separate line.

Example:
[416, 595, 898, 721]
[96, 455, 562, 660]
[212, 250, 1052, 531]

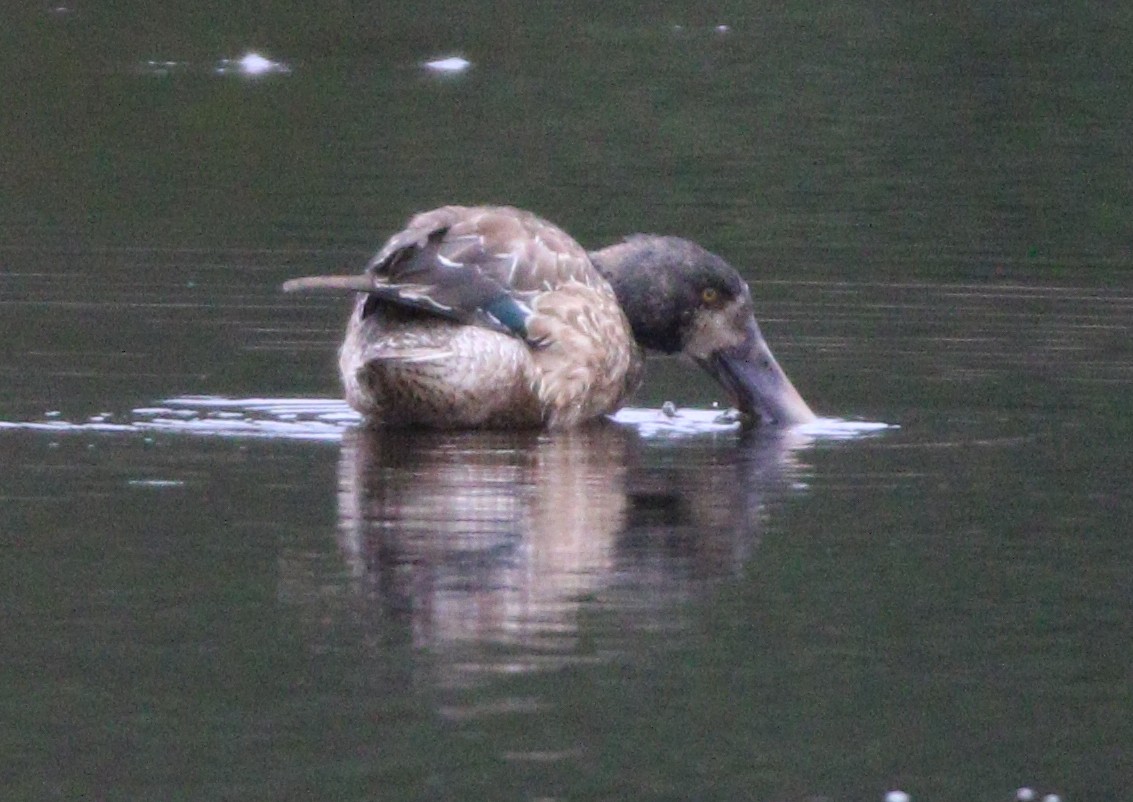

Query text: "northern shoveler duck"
[283, 205, 815, 430]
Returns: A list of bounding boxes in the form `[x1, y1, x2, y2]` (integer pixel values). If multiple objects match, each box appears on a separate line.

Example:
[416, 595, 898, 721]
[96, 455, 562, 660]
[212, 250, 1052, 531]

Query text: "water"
[3, 2, 1132, 800]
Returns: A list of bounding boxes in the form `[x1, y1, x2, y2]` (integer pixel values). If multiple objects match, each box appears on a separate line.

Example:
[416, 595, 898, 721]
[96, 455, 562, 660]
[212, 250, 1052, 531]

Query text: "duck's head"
[590, 235, 816, 427]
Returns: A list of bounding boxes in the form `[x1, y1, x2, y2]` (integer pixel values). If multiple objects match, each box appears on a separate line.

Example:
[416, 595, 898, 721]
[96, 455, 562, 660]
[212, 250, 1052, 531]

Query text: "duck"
[282, 205, 816, 430]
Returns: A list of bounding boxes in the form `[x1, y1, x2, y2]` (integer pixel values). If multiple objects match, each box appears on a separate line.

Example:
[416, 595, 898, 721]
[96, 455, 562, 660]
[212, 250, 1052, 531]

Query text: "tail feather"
[282, 274, 376, 293]
[284, 272, 538, 343]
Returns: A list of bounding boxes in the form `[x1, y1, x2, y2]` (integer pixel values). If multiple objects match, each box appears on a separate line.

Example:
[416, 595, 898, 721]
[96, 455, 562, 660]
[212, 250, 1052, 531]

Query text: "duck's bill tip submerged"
[700, 320, 816, 428]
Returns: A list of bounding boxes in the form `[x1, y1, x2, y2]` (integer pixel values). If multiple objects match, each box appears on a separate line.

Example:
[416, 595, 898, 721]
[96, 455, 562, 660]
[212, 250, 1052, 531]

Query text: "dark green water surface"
[2, 2, 1131, 800]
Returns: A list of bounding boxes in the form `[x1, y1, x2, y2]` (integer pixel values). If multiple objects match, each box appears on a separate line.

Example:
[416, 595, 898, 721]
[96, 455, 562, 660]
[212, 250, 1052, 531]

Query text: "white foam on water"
[796, 417, 897, 439]
[610, 406, 743, 437]
[613, 407, 896, 441]
[0, 397, 895, 444]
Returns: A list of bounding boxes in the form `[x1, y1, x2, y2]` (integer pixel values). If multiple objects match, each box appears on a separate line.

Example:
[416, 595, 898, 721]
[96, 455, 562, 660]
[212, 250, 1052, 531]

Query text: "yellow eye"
[701, 287, 719, 305]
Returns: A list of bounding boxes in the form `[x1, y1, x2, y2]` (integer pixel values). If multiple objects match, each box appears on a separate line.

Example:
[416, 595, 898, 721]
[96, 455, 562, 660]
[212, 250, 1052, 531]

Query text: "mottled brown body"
[336, 206, 642, 429]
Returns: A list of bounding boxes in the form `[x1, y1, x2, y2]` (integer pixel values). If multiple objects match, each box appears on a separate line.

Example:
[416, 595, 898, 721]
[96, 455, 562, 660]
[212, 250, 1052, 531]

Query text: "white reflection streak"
[214, 52, 291, 77]
[137, 52, 292, 78]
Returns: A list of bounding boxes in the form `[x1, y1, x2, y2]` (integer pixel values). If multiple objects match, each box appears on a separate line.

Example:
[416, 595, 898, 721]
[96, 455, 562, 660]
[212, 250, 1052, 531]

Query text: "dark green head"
[590, 235, 816, 426]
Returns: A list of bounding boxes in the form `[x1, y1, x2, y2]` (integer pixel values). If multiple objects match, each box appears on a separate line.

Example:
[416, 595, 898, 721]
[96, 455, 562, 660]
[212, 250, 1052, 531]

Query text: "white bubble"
[885, 791, 910, 802]
[423, 56, 471, 74]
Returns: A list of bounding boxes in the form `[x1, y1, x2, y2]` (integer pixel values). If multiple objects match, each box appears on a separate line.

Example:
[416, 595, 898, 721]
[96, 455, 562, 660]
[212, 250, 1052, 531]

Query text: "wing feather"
[283, 206, 602, 343]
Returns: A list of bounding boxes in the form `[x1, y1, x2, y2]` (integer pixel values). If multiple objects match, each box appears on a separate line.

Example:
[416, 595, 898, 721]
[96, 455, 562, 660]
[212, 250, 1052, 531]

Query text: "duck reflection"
[335, 424, 628, 653]
[328, 422, 813, 666]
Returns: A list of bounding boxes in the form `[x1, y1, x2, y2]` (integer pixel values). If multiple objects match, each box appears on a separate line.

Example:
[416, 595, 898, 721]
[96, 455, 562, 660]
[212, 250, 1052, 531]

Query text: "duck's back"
[371, 206, 600, 291]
